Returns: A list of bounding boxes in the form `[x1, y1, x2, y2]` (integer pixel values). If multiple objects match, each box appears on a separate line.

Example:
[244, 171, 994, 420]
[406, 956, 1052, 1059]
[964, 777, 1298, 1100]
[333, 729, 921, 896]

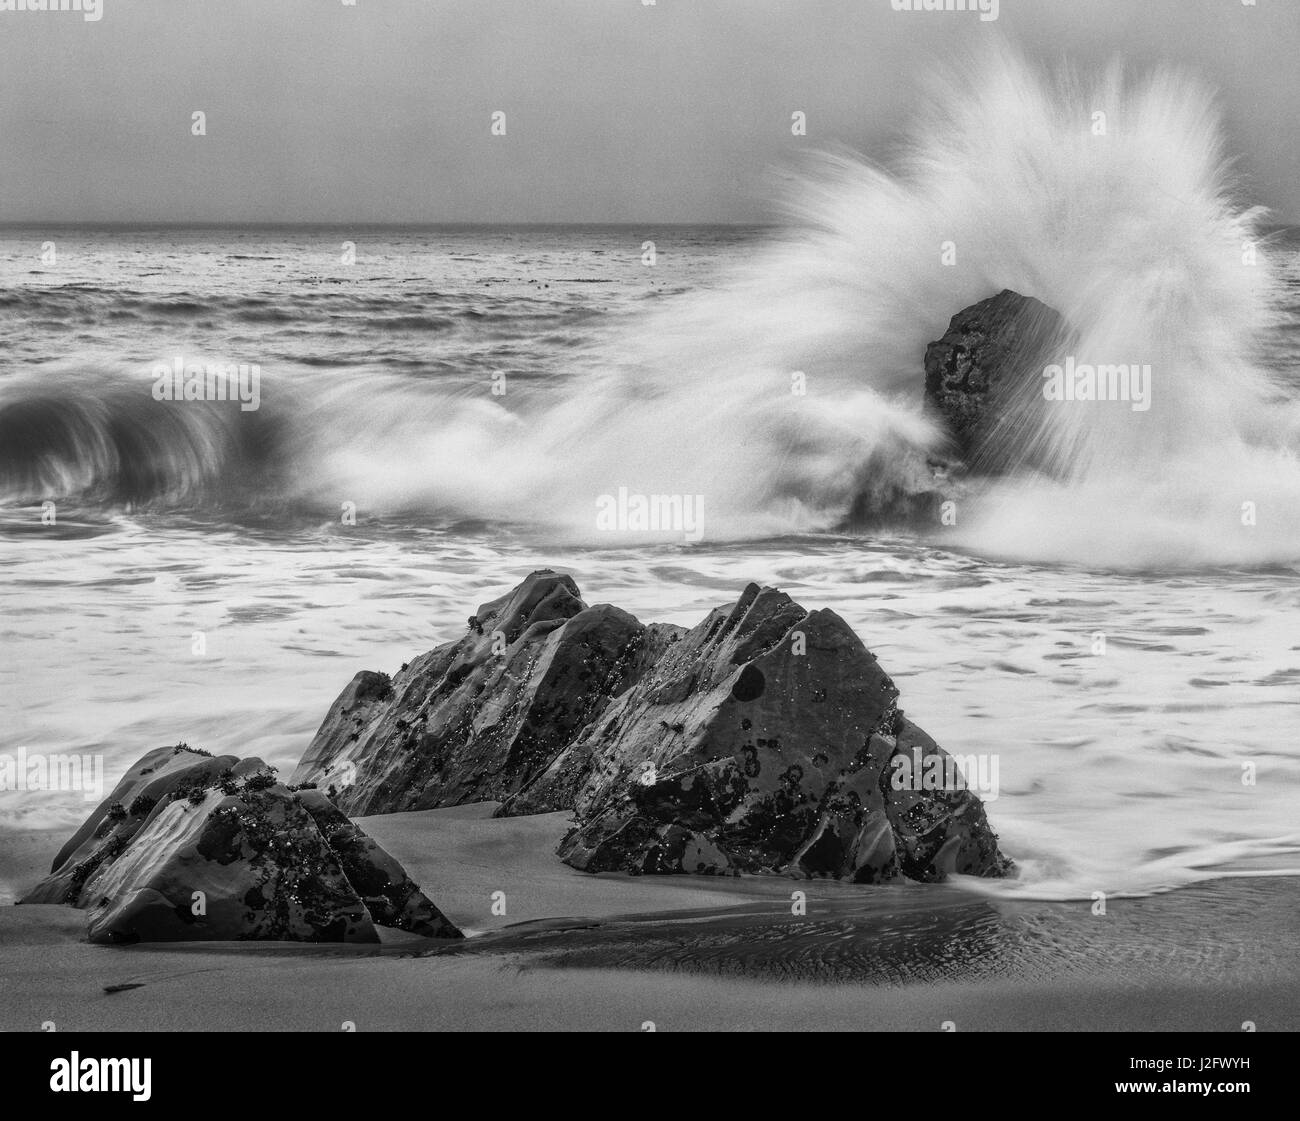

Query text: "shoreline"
[3, 804, 1297, 1031]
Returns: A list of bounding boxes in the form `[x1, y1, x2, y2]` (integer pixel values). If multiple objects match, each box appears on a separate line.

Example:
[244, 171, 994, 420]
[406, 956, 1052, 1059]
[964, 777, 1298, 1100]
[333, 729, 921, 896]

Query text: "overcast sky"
[0, 0, 1295, 224]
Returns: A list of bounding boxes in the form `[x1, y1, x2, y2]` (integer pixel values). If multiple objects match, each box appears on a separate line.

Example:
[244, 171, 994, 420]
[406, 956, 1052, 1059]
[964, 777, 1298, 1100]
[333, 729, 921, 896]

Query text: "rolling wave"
[3, 46, 1299, 566]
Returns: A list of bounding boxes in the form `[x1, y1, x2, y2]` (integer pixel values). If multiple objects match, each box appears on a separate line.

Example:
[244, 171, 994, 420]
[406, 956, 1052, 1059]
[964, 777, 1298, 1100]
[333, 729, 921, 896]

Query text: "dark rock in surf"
[840, 439, 957, 531]
[923, 289, 1072, 469]
[546, 584, 1009, 882]
[291, 570, 653, 814]
[22, 745, 247, 906]
[19, 745, 461, 944]
[295, 789, 460, 938]
[293, 571, 1012, 884]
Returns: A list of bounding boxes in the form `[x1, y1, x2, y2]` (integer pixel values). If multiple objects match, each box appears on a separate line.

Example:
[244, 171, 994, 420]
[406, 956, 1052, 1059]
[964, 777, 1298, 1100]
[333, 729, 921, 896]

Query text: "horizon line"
[0, 219, 779, 231]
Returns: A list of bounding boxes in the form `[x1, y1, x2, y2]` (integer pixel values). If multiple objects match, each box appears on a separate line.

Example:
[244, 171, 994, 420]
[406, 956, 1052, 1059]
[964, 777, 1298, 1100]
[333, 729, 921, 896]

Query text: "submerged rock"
[20, 745, 461, 944]
[923, 288, 1072, 469]
[294, 572, 1012, 884]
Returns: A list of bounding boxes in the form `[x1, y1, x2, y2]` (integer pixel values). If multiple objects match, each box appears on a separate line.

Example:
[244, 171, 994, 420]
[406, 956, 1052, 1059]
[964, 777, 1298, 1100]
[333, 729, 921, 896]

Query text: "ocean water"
[2, 52, 1299, 904]
[0, 221, 1296, 904]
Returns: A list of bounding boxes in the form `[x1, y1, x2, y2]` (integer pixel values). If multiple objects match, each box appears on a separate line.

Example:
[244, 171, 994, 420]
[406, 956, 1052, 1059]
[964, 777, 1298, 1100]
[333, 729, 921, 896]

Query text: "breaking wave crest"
[3, 46, 1298, 567]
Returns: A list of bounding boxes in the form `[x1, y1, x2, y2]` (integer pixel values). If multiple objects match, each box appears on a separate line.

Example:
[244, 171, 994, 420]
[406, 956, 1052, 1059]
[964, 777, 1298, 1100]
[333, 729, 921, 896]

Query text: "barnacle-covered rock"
[297, 789, 460, 939]
[292, 573, 1011, 884]
[19, 744, 248, 906]
[549, 585, 1010, 882]
[20, 747, 462, 944]
[291, 569, 655, 815]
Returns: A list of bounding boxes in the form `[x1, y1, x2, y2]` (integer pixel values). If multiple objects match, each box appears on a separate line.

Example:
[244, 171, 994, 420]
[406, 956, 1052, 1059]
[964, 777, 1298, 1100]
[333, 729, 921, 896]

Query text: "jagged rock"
[291, 570, 654, 815]
[546, 584, 1009, 882]
[296, 790, 459, 938]
[295, 573, 1012, 884]
[20, 745, 462, 944]
[882, 716, 1008, 881]
[21, 744, 250, 905]
[923, 289, 1072, 469]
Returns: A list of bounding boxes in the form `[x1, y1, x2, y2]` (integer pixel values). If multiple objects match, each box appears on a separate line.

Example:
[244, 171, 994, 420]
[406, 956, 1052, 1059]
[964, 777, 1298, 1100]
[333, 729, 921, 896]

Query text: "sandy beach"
[3, 803, 1295, 1032]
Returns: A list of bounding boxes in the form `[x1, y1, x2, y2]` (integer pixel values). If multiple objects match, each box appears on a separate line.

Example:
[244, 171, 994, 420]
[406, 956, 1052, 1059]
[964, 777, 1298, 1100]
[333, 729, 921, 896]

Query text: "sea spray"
[1, 48, 1297, 566]
[520, 44, 1300, 565]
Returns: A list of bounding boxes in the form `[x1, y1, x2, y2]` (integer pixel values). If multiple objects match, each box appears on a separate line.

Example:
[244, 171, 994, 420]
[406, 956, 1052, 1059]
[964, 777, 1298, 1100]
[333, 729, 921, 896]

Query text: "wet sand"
[1, 803, 1296, 1031]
